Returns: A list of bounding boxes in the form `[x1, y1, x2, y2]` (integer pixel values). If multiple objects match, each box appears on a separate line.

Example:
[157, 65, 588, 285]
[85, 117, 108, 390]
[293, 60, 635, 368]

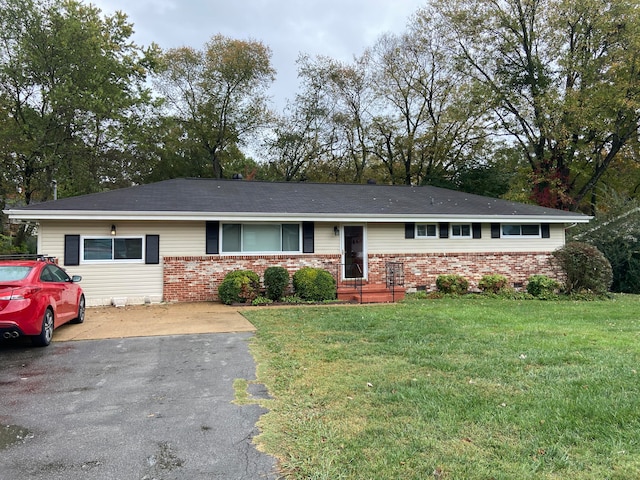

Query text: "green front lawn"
[242, 296, 640, 479]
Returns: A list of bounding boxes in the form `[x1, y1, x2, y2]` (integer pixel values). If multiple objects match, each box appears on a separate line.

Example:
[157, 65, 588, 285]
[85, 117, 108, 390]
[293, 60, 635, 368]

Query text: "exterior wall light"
[334, 226, 340, 236]
[111, 224, 117, 236]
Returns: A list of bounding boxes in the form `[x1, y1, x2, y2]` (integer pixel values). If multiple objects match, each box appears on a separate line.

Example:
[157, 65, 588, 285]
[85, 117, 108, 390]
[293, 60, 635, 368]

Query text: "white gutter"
[4, 209, 592, 224]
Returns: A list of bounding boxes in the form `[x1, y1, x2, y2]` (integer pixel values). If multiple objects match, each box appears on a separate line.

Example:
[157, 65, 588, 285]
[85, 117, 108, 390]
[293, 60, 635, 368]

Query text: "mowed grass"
[242, 295, 640, 480]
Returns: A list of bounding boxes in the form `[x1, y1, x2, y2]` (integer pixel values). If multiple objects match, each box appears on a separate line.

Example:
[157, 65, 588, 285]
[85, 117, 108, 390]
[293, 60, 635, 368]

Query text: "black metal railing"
[330, 262, 364, 303]
[386, 261, 404, 302]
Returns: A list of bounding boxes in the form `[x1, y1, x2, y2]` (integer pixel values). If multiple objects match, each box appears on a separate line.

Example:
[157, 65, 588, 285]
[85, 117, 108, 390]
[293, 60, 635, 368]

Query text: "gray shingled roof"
[7, 178, 589, 221]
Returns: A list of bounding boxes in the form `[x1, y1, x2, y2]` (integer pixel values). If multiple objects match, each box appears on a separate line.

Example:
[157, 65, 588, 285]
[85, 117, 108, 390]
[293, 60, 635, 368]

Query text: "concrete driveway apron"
[0, 304, 281, 480]
[53, 302, 257, 341]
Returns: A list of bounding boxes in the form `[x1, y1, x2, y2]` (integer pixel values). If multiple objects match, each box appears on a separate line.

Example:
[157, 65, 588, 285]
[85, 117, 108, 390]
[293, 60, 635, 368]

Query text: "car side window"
[40, 267, 54, 282]
[50, 265, 71, 282]
[41, 265, 71, 283]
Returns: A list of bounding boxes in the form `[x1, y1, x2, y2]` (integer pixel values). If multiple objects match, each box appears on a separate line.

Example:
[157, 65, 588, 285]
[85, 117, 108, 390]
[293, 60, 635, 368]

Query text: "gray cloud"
[92, 0, 424, 108]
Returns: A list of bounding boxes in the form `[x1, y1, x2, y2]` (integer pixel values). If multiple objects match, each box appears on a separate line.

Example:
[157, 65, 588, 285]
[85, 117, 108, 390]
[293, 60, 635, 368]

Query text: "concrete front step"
[337, 283, 405, 303]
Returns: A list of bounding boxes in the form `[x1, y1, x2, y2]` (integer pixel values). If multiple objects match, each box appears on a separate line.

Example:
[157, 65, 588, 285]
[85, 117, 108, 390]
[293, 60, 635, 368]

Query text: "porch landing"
[337, 282, 406, 304]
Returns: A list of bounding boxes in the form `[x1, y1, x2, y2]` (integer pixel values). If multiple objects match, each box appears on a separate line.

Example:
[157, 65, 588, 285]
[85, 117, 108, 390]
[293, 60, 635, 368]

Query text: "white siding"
[314, 223, 342, 254]
[367, 223, 565, 254]
[38, 221, 197, 306]
[38, 220, 342, 305]
[40, 220, 207, 256]
[37, 220, 566, 305]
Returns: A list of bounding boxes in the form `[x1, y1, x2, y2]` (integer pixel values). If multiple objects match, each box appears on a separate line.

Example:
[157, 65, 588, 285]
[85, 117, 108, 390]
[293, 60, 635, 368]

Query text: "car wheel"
[32, 308, 54, 347]
[71, 295, 86, 324]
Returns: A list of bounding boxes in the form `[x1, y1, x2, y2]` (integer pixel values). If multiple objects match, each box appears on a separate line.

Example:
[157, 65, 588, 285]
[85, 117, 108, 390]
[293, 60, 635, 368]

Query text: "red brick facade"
[366, 252, 561, 291]
[163, 254, 340, 302]
[163, 251, 559, 302]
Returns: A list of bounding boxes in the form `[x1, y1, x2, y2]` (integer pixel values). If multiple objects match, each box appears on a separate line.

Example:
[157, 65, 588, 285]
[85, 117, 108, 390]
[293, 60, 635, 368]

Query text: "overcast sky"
[91, 0, 425, 110]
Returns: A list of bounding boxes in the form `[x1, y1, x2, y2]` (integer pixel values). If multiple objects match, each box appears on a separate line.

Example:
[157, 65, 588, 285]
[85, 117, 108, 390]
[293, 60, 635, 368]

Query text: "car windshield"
[0, 266, 32, 281]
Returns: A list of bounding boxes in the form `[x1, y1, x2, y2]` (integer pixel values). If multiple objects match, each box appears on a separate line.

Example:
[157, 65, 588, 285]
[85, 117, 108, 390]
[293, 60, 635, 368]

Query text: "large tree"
[264, 77, 332, 182]
[0, 0, 156, 206]
[436, 0, 640, 212]
[297, 54, 376, 183]
[153, 35, 275, 179]
[368, 9, 491, 186]
[266, 54, 373, 183]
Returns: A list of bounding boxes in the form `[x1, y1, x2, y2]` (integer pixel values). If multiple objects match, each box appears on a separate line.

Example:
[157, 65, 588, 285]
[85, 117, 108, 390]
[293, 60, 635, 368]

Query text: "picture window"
[82, 237, 143, 262]
[221, 223, 301, 253]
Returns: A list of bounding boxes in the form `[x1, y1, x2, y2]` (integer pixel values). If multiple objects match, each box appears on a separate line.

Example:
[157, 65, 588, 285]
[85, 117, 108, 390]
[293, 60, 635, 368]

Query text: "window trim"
[80, 236, 145, 264]
[450, 223, 472, 239]
[415, 223, 438, 238]
[220, 222, 303, 255]
[500, 224, 542, 238]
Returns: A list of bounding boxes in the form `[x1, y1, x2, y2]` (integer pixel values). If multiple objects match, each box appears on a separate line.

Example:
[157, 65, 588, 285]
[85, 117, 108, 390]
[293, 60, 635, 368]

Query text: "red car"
[0, 256, 84, 347]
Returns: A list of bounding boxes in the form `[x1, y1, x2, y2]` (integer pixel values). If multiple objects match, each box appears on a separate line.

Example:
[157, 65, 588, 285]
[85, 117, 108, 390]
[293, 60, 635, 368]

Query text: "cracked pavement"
[0, 333, 280, 479]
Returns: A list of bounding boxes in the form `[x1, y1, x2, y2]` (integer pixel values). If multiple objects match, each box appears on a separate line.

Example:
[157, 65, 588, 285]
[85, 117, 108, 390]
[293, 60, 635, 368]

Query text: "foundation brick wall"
[163, 254, 340, 302]
[163, 251, 560, 302]
[367, 252, 561, 291]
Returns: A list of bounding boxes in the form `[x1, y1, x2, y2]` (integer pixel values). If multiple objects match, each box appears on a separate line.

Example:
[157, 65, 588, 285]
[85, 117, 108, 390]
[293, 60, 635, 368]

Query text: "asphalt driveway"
[0, 306, 281, 479]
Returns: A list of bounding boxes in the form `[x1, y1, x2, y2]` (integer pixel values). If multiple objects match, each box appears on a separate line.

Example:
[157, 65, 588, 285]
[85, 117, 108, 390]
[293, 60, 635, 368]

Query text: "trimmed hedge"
[527, 274, 561, 299]
[217, 270, 260, 305]
[263, 266, 290, 301]
[478, 274, 510, 294]
[292, 267, 336, 301]
[436, 274, 469, 295]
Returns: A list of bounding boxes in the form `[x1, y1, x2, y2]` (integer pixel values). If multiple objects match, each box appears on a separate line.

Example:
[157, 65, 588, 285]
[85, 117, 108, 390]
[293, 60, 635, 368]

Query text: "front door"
[343, 225, 366, 279]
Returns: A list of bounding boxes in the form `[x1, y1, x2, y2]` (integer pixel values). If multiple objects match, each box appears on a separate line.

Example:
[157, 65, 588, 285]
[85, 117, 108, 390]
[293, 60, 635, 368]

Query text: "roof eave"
[4, 209, 592, 224]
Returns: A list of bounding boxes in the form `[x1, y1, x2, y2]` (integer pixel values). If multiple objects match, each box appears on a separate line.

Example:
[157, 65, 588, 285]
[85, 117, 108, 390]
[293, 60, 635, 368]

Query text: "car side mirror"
[71, 275, 82, 283]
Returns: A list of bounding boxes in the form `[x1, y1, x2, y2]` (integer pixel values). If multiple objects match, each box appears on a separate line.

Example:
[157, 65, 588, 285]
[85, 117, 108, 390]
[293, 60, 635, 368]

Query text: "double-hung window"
[221, 223, 300, 253]
[451, 224, 472, 238]
[82, 237, 143, 262]
[416, 224, 438, 238]
[501, 224, 541, 238]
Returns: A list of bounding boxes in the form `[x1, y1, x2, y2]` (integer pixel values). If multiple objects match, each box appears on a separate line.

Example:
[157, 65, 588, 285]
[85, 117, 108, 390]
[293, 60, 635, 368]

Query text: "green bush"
[263, 266, 290, 301]
[526, 274, 561, 299]
[552, 242, 613, 295]
[478, 274, 510, 294]
[217, 270, 260, 305]
[292, 267, 336, 301]
[436, 274, 469, 295]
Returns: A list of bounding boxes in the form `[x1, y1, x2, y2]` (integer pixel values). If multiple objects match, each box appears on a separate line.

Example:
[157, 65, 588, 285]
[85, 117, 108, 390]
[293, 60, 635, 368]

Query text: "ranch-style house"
[4, 178, 590, 306]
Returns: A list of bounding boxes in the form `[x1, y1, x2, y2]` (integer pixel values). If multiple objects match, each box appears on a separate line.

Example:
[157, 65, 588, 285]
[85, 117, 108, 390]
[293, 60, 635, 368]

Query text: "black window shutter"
[491, 223, 501, 238]
[541, 223, 550, 238]
[439, 222, 449, 239]
[302, 222, 314, 253]
[405, 223, 415, 239]
[206, 221, 219, 254]
[64, 235, 80, 266]
[472, 223, 482, 239]
[145, 235, 160, 264]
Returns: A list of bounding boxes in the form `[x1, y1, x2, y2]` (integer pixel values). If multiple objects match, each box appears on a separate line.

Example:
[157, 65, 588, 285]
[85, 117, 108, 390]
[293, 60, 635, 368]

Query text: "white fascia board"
[5, 209, 592, 224]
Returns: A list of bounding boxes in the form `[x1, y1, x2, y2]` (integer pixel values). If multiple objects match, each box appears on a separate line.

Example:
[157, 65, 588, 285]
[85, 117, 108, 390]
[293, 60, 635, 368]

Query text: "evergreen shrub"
[292, 267, 336, 301]
[526, 275, 561, 299]
[478, 274, 510, 294]
[218, 270, 260, 305]
[263, 266, 290, 301]
[552, 242, 613, 295]
[436, 274, 469, 295]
